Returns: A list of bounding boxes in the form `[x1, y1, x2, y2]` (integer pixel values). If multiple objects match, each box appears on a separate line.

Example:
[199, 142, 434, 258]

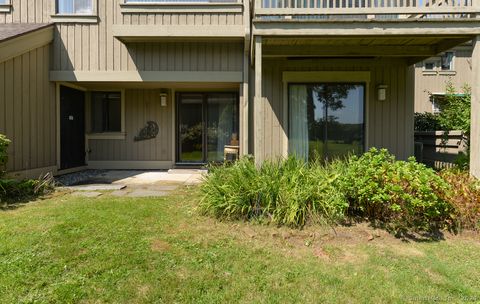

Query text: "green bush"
[200, 149, 457, 235]
[340, 148, 455, 234]
[414, 112, 442, 131]
[0, 134, 10, 176]
[0, 173, 54, 205]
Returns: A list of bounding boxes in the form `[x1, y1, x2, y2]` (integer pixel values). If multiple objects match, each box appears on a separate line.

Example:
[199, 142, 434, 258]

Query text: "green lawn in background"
[0, 187, 479, 303]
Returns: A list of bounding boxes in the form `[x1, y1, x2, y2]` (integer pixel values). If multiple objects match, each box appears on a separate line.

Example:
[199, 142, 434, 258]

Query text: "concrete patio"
[56, 169, 206, 198]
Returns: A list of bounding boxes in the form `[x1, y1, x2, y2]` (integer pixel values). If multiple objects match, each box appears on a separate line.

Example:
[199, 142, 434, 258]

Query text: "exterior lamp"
[377, 85, 388, 101]
[160, 93, 167, 107]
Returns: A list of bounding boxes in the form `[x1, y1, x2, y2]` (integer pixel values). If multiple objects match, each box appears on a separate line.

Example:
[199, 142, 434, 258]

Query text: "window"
[124, 0, 236, 3]
[56, 0, 93, 14]
[431, 95, 444, 114]
[0, 0, 9, 4]
[424, 61, 436, 71]
[91, 92, 122, 133]
[440, 52, 454, 71]
[289, 83, 365, 161]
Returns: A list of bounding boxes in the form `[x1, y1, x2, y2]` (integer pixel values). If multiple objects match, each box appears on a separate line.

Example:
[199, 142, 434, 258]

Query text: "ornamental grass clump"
[199, 156, 349, 228]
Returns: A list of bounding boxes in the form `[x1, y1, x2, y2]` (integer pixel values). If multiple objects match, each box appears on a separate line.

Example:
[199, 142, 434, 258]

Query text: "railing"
[415, 130, 468, 169]
[255, 0, 479, 18]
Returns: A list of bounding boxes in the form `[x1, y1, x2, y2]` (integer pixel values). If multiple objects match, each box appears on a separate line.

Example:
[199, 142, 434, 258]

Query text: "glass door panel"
[177, 92, 239, 164]
[206, 93, 239, 162]
[178, 94, 204, 163]
[289, 83, 365, 161]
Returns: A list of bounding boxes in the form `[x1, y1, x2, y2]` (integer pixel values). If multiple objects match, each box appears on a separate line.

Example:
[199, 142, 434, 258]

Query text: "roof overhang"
[0, 24, 54, 63]
[112, 25, 246, 43]
[50, 70, 243, 83]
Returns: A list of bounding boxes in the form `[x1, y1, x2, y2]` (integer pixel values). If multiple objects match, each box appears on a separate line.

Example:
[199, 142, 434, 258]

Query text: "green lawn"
[1, 187, 480, 303]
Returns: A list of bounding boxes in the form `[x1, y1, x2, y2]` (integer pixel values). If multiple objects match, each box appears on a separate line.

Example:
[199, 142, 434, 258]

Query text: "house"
[415, 44, 473, 114]
[0, 0, 479, 179]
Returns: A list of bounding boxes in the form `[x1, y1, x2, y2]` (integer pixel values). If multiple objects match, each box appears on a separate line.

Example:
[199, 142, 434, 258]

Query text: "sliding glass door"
[177, 93, 238, 163]
[289, 83, 365, 161]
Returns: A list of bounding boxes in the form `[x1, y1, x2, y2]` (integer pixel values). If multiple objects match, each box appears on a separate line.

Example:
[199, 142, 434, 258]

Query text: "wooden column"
[254, 36, 263, 164]
[471, 35, 480, 178]
[239, 49, 249, 156]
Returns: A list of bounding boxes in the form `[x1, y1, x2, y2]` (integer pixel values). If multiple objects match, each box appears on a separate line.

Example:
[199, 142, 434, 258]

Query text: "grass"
[1, 187, 480, 303]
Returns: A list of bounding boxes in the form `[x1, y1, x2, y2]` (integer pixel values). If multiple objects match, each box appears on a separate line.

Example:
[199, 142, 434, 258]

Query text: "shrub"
[440, 170, 480, 231]
[414, 112, 442, 131]
[200, 149, 458, 234]
[436, 82, 471, 134]
[0, 134, 10, 176]
[340, 148, 454, 235]
[0, 173, 54, 205]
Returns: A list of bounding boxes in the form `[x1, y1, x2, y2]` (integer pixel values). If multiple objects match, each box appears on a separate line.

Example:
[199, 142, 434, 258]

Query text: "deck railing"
[255, 0, 479, 18]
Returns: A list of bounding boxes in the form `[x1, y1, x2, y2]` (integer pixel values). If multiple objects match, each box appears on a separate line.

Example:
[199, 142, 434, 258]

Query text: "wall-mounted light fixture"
[377, 85, 388, 101]
[160, 93, 167, 107]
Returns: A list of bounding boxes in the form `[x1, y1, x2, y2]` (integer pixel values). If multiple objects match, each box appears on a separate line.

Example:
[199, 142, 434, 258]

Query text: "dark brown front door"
[60, 85, 85, 170]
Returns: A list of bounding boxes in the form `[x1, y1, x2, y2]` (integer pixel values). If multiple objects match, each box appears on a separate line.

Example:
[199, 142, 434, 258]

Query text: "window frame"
[282, 71, 371, 157]
[87, 89, 126, 140]
[51, 0, 98, 23]
[440, 51, 455, 72]
[430, 94, 444, 114]
[423, 61, 437, 72]
[287, 82, 367, 161]
[0, 0, 11, 13]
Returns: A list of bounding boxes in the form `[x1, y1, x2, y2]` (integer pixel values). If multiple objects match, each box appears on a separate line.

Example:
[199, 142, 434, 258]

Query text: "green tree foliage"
[436, 82, 471, 134]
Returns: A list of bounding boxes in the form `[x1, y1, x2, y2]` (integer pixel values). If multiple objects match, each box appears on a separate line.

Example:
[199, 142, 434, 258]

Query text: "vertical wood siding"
[414, 49, 472, 113]
[259, 58, 414, 161]
[0, 0, 244, 72]
[0, 0, 52, 23]
[88, 89, 173, 161]
[0, 44, 56, 172]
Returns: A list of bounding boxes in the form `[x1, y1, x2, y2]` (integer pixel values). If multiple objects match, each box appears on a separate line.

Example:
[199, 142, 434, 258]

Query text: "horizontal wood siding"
[260, 58, 414, 160]
[0, 44, 56, 172]
[88, 89, 173, 161]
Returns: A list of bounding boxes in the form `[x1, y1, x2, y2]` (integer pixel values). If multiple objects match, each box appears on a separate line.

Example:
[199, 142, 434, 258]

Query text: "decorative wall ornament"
[134, 121, 159, 141]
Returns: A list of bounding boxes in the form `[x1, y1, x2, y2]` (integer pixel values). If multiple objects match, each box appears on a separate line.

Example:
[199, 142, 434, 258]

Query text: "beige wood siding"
[0, 0, 52, 23]
[87, 89, 173, 162]
[258, 58, 414, 161]
[52, 39, 244, 72]
[0, 44, 56, 172]
[0, 1, 245, 73]
[414, 48, 472, 113]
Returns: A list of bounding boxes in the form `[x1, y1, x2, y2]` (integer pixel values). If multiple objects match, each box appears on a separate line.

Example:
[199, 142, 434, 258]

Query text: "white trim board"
[282, 71, 371, 83]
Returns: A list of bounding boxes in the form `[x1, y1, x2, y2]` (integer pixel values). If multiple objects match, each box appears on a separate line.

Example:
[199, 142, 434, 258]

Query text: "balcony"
[252, 0, 480, 41]
[255, 0, 479, 19]
[113, 0, 248, 42]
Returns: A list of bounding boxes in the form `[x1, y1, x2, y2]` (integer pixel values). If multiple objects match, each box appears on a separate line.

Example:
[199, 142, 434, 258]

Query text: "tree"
[437, 81, 471, 134]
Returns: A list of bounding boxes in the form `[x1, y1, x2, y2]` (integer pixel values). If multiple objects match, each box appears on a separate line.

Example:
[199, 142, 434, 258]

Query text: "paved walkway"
[57, 169, 205, 198]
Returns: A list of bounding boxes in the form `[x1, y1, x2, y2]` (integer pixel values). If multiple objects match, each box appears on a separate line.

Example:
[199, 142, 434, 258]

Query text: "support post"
[254, 36, 263, 164]
[471, 35, 480, 178]
[239, 49, 249, 156]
